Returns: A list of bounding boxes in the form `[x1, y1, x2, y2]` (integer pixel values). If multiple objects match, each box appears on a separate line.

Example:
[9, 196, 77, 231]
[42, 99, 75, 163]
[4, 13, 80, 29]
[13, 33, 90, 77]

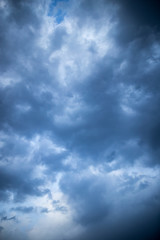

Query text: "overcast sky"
[0, 0, 160, 239]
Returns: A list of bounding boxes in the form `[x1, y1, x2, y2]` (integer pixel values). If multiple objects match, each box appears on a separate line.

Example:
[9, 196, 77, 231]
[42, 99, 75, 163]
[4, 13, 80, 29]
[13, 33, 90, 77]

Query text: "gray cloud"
[40, 207, 49, 213]
[0, 0, 160, 239]
[60, 173, 110, 225]
[1, 216, 16, 222]
[0, 165, 49, 202]
[11, 206, 34, 214]
[0, 226, 4, 232]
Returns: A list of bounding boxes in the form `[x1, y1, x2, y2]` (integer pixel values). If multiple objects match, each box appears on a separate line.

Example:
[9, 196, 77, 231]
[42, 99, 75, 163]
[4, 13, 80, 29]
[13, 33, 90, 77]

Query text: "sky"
[0, 0, 160, 239]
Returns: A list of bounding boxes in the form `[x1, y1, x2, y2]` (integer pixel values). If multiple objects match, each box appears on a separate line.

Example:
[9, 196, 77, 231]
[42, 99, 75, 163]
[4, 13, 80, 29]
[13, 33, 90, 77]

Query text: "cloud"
[11, 206, 34, 214]
[0, 164, 49, 202]
[0, 0, 160, 239]
[1, 216, 16, 222]
[40, 207, 49, 213]
[60, 172, 110, 225]
[0, 226, 4, 232]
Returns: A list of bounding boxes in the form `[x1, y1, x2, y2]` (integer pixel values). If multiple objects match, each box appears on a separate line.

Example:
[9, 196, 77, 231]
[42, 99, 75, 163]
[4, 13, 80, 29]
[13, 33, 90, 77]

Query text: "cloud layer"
[0, 0, 160, 239]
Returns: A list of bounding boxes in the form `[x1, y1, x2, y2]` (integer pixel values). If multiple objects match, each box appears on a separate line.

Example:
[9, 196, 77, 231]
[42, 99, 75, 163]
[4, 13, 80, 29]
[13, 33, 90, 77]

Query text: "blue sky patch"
[48, 0, 69, 22]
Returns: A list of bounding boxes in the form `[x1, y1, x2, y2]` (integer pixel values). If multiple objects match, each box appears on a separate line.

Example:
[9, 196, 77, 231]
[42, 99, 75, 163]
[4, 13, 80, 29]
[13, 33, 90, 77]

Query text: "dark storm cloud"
[60, 169, 160, 240]
[0, 0, 55, 137]
[117, 0, 160, 29]
[0, 0, 159, 165]
[56, 1, 160, 239]
[0, 83, 54, 136]
[79, 0, 160, 28]
[60, 173, 110, 225]
[0, 0, 160, 240]
[0, 166, 48, 202]
[0, 0, 42, 72]
[75, 208, 160, 240]
[52, 0, 160, 167]
[53, 45, 159, 167]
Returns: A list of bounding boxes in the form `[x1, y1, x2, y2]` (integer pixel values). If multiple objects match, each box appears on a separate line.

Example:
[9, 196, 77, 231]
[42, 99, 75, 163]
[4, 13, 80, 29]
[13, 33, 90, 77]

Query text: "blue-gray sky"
[0, 0, 160, 239]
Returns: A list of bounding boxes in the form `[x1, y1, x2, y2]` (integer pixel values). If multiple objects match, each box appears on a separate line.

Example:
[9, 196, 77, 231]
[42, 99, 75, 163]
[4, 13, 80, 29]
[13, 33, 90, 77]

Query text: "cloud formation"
[0, 0, 160, 239]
